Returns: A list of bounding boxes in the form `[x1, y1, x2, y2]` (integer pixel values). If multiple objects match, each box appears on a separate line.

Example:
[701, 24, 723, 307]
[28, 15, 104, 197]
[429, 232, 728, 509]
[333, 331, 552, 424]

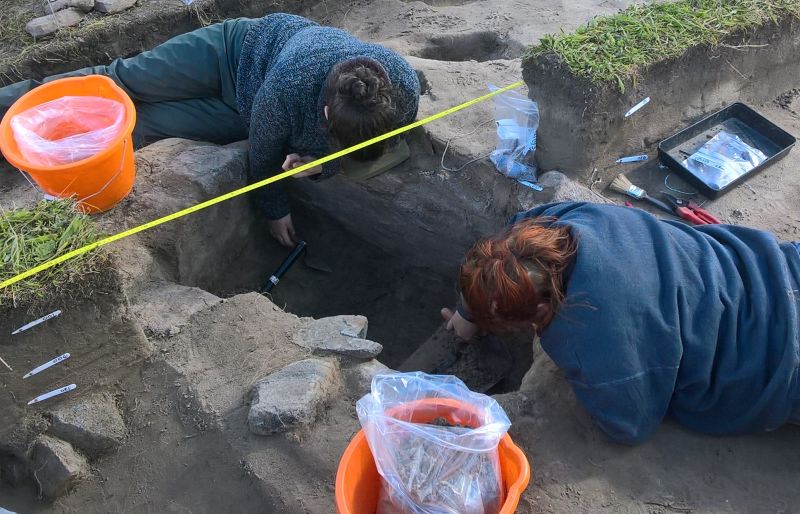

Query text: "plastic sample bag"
[488, 85, 539, 184]
[356, 372, 512, 514]
[683, 130, 767, 190]
[11, 96, 126, 167]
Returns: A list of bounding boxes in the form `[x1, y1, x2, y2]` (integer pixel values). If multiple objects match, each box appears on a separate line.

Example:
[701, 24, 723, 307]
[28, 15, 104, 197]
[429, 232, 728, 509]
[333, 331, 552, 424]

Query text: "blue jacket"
[513, 202, 800, 443]
[237, 14, 420, 219]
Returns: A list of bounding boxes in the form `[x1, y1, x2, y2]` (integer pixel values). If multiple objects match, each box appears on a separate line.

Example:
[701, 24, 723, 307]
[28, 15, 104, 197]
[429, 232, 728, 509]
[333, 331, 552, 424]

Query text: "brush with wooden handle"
[610, 174, 674, 215]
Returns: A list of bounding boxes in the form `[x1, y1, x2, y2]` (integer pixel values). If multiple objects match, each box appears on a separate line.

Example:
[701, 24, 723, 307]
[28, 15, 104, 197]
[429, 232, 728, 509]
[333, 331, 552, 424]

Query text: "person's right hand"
[283, 153, 322, 178]
[441, 307, 480, 341]
[268, 214, 298, 248]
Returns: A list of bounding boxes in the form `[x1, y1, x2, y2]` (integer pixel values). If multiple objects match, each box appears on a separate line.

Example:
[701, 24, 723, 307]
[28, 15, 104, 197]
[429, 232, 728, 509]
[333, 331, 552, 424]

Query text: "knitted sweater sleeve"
[247, 83, 291, 220]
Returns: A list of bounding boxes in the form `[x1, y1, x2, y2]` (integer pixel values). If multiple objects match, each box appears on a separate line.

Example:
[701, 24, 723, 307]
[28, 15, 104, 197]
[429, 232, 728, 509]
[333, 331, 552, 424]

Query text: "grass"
[527, 0, 800, 91]
[0, 199, 107, 307]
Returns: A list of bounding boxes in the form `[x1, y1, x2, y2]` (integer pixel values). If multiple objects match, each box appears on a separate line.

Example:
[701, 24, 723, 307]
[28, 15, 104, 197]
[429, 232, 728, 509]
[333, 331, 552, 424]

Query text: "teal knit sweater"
[236, 14, 420, 219]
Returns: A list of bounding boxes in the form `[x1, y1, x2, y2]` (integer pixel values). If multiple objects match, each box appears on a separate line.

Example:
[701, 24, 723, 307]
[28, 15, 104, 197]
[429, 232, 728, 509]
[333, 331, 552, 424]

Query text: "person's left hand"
[283, 154, 322, 178]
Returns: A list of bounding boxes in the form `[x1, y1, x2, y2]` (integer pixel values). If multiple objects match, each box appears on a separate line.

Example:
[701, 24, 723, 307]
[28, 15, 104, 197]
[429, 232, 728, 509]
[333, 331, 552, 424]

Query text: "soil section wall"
[523, 18, 800, 182]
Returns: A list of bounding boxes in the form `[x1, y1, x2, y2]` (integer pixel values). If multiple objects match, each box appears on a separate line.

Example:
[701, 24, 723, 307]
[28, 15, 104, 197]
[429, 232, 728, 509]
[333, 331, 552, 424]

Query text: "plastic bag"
[356, 372, 512, 514]
[11, 96, 126, 167]
[683, 130, 767, 190]
[488, 85, 539, 184]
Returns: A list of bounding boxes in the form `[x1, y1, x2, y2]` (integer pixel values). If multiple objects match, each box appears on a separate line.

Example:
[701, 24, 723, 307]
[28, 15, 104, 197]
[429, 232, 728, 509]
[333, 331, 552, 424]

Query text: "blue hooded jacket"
[513, 202, 800, 443]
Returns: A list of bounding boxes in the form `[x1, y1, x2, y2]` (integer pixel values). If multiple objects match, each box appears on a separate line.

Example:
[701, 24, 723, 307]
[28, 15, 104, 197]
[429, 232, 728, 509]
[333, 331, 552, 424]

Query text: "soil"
[1, 0, 800, 513]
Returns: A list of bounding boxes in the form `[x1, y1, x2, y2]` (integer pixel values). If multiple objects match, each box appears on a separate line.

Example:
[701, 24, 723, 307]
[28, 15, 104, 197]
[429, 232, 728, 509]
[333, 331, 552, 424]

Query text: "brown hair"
[324, 59, 399, 162]
[459, 218, 577, 333]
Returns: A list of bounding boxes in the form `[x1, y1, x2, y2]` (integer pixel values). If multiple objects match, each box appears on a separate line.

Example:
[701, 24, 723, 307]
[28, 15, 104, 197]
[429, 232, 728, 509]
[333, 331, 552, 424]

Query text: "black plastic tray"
[657, 102, 796, 198]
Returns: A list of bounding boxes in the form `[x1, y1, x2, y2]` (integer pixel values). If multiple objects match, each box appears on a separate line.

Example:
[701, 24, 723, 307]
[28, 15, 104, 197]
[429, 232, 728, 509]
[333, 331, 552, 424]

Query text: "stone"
[48, 393, 126, 457]
[293, 316, 382, 358]
[30, 436, 89, 499]
[94, 0, 137, 14]
[344, 359, 390, 397]
[248, 359, 339, 435]
[25, 8, 85, 38]
[46, 0, 94, 13]
[131, 282, 222, 338]
[536, 171, 612, 205]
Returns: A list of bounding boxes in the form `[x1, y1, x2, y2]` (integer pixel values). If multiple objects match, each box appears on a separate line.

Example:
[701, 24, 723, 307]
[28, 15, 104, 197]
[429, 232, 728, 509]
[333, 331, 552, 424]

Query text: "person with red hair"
[442, 201, 800, 444]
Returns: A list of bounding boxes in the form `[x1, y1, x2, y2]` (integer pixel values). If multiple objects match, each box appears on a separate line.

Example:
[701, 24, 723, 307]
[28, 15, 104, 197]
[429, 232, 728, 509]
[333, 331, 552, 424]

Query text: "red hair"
[459, 218, 577, 333]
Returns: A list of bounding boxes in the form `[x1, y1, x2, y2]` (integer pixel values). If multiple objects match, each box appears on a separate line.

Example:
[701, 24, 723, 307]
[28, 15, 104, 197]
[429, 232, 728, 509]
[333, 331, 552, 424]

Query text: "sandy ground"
[2, 0, 800, 513]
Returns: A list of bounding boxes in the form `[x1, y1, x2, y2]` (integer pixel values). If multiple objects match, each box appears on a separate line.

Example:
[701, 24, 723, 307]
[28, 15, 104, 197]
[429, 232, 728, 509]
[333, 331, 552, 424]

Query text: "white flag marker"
[12, 310, 62, 335]
[28, 384, 76, 405]
[624, 97, 651, 118]
[23, 353, 70, 379]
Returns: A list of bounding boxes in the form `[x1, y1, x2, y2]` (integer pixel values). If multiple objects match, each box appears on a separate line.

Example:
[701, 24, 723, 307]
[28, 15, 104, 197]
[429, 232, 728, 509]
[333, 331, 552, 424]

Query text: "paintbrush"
[610, 174, 674, 215]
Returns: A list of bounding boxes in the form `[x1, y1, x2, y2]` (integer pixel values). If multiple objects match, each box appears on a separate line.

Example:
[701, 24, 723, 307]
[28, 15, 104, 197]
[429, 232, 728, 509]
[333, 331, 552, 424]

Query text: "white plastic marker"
[23, 353, 70, 379]
[616, 155, 649, 164]
[624, 97, 651, 118]
[12, 309, 62, 335]
[27, 384, 76, 405]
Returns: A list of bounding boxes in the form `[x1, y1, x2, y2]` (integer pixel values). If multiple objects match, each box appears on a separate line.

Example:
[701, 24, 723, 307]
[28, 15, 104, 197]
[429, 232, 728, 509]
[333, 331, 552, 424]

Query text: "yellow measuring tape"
[0, 80, 524, 291]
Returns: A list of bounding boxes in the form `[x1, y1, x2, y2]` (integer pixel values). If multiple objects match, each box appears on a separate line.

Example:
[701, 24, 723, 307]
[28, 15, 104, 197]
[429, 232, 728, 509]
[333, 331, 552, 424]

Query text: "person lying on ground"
[0, 13, 420, 247]
[442, 201, 800, 444]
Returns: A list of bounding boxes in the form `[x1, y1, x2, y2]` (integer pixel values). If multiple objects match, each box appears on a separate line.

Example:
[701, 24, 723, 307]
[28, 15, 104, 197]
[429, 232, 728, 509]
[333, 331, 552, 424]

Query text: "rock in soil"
[293, 315, 382, 358]
[25, 8, 86, 38]
[344, 359, 390, 397]
[30, 435, 89, 499]
[48, 393, 126, 458]
[537, 170, 612, 204]
[248, 359, 339, 435]
[46, 0, 94, 13]
[94, 0, 136, 14]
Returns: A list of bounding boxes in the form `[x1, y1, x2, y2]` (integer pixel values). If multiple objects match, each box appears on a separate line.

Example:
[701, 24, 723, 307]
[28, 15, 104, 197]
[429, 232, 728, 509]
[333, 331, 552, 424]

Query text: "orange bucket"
[335, 398, 531, 514]
[0, 75, 136, 213]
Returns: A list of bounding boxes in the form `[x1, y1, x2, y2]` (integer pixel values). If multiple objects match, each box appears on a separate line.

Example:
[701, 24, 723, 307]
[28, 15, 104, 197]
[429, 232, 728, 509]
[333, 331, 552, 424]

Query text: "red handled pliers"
[663, 194, 721, 225]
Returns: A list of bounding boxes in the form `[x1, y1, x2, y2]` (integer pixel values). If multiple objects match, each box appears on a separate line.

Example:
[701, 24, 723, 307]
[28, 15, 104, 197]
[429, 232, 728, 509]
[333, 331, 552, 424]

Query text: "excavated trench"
[162, 133, 534, 391]
[186, 189, 532, 390]
[213, 209, 459, 369]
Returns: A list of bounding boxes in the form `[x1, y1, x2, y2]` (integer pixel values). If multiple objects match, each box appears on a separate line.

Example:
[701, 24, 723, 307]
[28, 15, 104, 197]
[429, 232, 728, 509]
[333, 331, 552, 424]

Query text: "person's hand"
[268, 214, 298, 248]
[441, 307, 480, 341]
[283, 154, 322, 178]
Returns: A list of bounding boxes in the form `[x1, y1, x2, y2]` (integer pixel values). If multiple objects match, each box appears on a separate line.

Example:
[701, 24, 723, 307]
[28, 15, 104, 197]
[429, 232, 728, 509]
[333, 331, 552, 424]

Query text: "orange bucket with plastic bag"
[336, 397, 531, 514]
[0, 75, 136, 213]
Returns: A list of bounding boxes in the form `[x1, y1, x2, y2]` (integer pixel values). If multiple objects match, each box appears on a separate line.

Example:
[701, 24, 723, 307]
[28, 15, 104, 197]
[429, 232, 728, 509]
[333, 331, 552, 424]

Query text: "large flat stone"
[248, 359, 339, 435]
[26, 8, 85, 38]
[293, 316, 382, 358]
[48, 393, 126, 458]
[131, 282, 222, 338]
[30, 436, 89, 499]
[94, 0, 136, 14]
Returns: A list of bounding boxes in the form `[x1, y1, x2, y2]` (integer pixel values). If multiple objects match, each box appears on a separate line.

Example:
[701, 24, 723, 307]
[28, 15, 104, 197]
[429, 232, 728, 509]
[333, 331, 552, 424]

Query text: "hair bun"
[339, 66, 387, 107]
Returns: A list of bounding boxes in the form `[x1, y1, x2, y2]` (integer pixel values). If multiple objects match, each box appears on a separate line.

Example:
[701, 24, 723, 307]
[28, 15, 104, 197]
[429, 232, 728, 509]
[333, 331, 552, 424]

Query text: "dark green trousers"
[1, 17, 411, 179]
[0, 18, 257, 149]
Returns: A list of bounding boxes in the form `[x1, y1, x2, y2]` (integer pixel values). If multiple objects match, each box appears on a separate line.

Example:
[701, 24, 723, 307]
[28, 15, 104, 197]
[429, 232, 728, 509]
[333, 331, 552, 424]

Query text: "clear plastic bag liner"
[11, 96, 126, 167]
[488, 84, 539, 183]
[356, 372, 512, 514]
[683, 130, 767, 190]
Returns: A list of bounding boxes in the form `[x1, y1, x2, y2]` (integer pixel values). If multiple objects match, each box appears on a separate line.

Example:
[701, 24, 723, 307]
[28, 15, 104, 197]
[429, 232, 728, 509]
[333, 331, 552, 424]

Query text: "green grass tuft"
[0, 199, 107, 307]
[527, 0, 800, 91]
